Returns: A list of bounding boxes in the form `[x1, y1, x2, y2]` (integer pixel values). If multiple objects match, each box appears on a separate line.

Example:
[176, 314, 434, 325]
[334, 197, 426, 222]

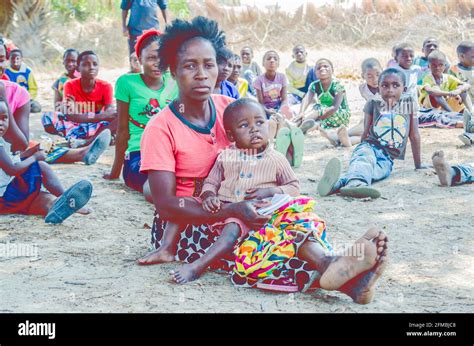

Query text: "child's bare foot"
[77, 206, 92, 215]
[319, 228, 385, 290]
[319, 126, 337, 146]
[432, 150, 453, 186]
[137, 248, 175, 265]
[339, 239, 388, 304]
[170, 263, 201, 284]
[336, 125, 351, 147]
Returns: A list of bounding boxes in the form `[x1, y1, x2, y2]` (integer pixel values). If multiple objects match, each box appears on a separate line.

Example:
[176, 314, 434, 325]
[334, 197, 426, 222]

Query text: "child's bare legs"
[319, 126, 338, 146]
[298, 227, 388, 304]
[432, 150, 456, 186]
[54, 146, 88, 164]
[37, 161, 91, 214]
[26, 191, 56, 216]
[137, 221, 182, 264]
[170, 222, 241, 284]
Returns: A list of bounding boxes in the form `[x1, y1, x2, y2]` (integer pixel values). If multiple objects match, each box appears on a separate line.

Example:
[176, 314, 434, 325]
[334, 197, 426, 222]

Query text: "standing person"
[103, 29, 178, 202]
[121, 0, 169, 58]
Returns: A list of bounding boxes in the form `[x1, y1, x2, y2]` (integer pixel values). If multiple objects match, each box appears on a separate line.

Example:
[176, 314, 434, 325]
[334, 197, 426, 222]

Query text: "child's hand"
[244, 187, 279, 200]
[202, 196, 221, 213]
[33, 151, 47, 161]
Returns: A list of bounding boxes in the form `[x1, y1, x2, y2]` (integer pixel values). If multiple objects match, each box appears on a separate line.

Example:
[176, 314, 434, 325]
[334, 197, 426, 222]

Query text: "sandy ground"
[1, 57, 473, 313]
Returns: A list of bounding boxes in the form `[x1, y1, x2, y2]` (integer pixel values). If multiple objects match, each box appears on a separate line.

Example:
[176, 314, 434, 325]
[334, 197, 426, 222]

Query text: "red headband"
[135, 29, 162, 60]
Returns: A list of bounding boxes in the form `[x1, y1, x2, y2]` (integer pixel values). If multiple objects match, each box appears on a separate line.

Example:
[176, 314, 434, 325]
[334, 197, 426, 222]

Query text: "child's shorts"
[0, 161, 42, 214]
[123, 151, 148, 193]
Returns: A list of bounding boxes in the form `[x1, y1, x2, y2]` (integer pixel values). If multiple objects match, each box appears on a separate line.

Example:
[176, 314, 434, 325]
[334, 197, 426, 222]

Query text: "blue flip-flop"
[45, 180, 93, 224]
[83, 129, 111, 165]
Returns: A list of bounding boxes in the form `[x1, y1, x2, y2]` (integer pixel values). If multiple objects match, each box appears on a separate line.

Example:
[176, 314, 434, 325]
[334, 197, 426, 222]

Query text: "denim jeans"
[333, 142, 394, 192]
[453, 163, 474, 185]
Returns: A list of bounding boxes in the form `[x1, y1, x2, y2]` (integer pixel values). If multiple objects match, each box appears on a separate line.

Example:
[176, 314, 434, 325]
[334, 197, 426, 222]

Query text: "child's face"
[241, 48, 252, 64]
[63, 52, 78, 75]
[315, 61, 333, 80]
[459, 48, 474, 68]
[423, 39, 439, 57]
[79, 54, 99, 80]
[379, 73, 405, 105]
[429, 58, 446, 78]
[10, 52, 22, 70]
[217, 58, 233, 82]
[229, 58, 241, 82]
[227, 103, 269, 150]
[141, 41, 161, 79]
[364, 67, 381, 88]
[293, 46, 307, 63]
[396, 48, 414, 69]
[263, 52, 279, 72]
[0, 102, 9, 137]
[174, 38, 218, 103]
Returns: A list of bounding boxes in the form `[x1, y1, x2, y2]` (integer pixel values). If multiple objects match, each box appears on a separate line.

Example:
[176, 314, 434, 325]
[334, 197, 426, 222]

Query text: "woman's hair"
[457, 41, 474, 55]
[63, 48, 79, 59]
[135, 29, 161, 59]
[216, 46, 234, 65]
[379, 68, 406, 86]
[427, 50, 447, 63]
[315, 58, 333, 70]
[157, 16, 226, 73]
[77, 50, 98, 66]
[223, 97, 264, 131]
[262, 50, 279, 64]
[361, 58, 382, 75]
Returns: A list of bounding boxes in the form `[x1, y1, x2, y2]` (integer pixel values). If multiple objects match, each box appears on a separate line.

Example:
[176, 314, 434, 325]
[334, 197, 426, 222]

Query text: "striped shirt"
[201, 145, 300, 203]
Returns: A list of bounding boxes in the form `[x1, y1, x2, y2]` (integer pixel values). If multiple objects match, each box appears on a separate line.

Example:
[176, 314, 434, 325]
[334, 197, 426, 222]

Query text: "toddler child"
[0, 100, 92, 222]
[317, 68, 424, 199]
[166, 98, 300, 284]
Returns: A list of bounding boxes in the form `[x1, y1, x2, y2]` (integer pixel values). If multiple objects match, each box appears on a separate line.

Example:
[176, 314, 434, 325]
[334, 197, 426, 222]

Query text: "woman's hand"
[244, 187, 279, 200]
[202, 195, 221, 213]
[232, 200, 271, 230]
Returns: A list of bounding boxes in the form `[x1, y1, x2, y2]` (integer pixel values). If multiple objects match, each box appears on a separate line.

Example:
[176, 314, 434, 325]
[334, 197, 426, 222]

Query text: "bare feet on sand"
[319, 126, 338, 146]
[137, 248, 175, 265]
[432, 150, 453, 187]
[170, 263, 201, 284]
[319, 228, 386, 291]
[339, 237, 388, 304]
[337, 125, 351, 147]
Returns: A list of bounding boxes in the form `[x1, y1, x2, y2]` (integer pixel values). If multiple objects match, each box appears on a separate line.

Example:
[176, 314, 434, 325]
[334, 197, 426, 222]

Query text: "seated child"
[162, 98, 300, 284]
[128, 52, 141, 74]
[432, 151, 474, 187]
[317, 68, 424, 199]
[318, 58, 382, 147]
[0, 40, 9, 81]
[296, 58, 351, 136]
[213, 47, 239, 99]
[228, 54, 250, 98]
[0, 100, 92, 222]
[42, 50, 117, 146]
[394, 43, 422, 100]
[52, 48, 80, 107]
[240, 46, 262, 96]
[418, 50, 471, 129]
[285, 45, 310, 106]
[448, 41, 474, 145]
[5, 49, 41, 113]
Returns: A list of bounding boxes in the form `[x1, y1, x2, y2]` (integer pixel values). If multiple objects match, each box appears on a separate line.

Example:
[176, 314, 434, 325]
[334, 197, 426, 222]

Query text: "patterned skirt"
[150, 197, 332, 291]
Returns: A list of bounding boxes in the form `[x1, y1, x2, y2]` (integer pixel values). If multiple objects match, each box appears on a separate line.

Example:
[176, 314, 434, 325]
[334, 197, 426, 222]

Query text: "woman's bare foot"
[319, 228, 385, 290]
[170, 263, 202, 284]
[337, 125, 352, 147]
[137, 248, 175, 265]
[339, 242, 388, 305]
[432, 150, 453, 186]
[319, 126, 338, 146]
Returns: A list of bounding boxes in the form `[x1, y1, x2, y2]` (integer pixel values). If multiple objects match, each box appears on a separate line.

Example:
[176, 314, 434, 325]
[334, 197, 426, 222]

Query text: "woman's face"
[174, 38, 218, 102]
[79, 54, 99, 80]
[141, 41, 161, 79]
